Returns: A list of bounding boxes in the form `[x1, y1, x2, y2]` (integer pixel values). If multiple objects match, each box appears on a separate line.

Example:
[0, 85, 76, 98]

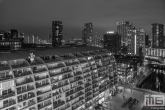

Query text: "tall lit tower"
[52, 21, 63, 47]
[82, 23, 93, 45]
[116, 21, 133, 46]
[151, 23, 164, 48]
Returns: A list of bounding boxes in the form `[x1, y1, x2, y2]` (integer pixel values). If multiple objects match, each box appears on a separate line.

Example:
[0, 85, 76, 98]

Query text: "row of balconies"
[1, 98, 16, 109]
[53, 99, 65, 109]
[17, 92, 35, 102]
[38, 99, 52, 110]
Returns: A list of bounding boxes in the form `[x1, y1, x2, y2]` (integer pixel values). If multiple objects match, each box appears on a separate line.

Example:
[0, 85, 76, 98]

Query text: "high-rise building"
[23, 35, 29, 43]
[52, 21, 63, 47]
[145, 34, 149, 47]
[48, 35, 52, 44]
[116, 21, 133, 46]
[103, 31, 121, 54]
[82, 23, 93, 45]
[34, 35, 39, 44]
[151, 23, 164, 48]
[10, 29, 18, 39]
[127, 28, 145, 56]
[0, 30, 5, 40]
[0, 47, 118, 110]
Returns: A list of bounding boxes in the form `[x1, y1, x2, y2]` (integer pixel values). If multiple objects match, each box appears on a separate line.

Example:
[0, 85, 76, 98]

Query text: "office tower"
[127, 28, 145, 56]
[29, 35, 35, 44]
[34, 35, 39, 44]
[0, 30, 5, 40]
[145, 34, 149, 47]
[52, 21, 63, 47]
[116, 21, 133, 46]
[151, 23, 164, 48]
[48, 35, 52, 44]
[10, 29, 18, 39]
[4, 31, 11, 40]
[82, 23, 93, 45]
[0, 47, 118, 110]
[23, 35, 29, 43]
[103, 31, 121, 54]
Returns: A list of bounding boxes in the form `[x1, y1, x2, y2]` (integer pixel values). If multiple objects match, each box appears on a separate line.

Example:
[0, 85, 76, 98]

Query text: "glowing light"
[107, 31, 114, 34]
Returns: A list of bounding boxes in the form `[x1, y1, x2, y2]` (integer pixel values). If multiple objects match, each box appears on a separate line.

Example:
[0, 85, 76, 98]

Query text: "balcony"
[53, 99, 65, 109]
[13, 69, 32, 78]
[0, 91, 15, 100]
[85, 83, 92, 88]
[85, 92, 92, 98]
[15, 77, 33, 86]
[36, 87, 51, 96]
[1, 99, 16, 109]
[17, 85, 34, 94]
[17, 92, 35, 102]
[78, 59, 87, 63]
[36, 80, 50, 88]
[83, 73, 91, 78]
[85, 96, 92, 102]
[70, 76, 83, 84]
[37, 93, 51, 103]
[40, 55, 62, 63]
[85, 101, 92, 109]
[47, 63, 65, 70]
[38, 99, 52, 110]
[9, 59, 29, 69]
[34, 74, 49, 81]
[32, 66, 47, 74]
[85, 87, 92, 93]
[65, 60, 79, 66]
[94, 56, 102, 60]
[72, 96, 84, 105]
[74, 71, 83, 76]
[0, 72, 13, 81]
[0, 61, 10, 71]
[52, 81, 69, 90]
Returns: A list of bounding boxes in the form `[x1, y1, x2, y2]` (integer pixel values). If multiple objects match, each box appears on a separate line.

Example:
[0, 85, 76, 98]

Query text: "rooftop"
[0, 46, 104, 61]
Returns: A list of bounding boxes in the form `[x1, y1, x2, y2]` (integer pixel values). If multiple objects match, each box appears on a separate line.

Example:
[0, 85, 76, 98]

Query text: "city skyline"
[0, 0, 165, 39]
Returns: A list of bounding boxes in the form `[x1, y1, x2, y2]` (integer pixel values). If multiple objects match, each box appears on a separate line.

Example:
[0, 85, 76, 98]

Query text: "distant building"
[23, 35, 29, 43]
[29, 35, 35, 44]
[48, 35, 52, 44]
[10, 29, 18, 39]
[0, 30, 5, 40]
[117, 21, 133, 46]
[52, 21, 63, 47]
[0, 38, 23, 51]
[103, 31, 121, 54]
[82, 23, 93, 45]
[151, 23, 164, 48]
[145, 34, 149, 47]
[127, 28, 145, 56]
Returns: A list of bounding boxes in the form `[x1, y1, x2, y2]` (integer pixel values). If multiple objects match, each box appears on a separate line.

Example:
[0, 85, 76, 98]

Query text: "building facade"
[116, 21, 133, 46]
[82, 23, 93, 45]
[103, 32, 121, 54]
[52, 21, 63, 47]
[0, 47, 118, 110]
[151, 23, 164, 48]
[127, 28, 145, 56]
[10, 29, 18, 39]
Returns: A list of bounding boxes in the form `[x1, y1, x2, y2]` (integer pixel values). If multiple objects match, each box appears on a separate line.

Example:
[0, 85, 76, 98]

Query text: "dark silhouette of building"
[10, 29, 18, 39]
[103, 32, 121, 54]
[151, 23, 164, 48]
[52, 21, 63, 47]
[145, 34, 149, 47]
[0, 38, 23, 51]
[0, 30, 5, 40]
[116, 21, 133, 46]
[82, 23, 93, 45]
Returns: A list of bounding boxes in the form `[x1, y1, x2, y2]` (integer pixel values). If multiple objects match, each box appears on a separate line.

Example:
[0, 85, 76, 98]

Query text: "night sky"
[0, 0, 165, 40]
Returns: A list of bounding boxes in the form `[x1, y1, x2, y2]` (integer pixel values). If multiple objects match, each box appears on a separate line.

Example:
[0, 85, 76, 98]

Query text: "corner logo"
[144, 94, 165, 106]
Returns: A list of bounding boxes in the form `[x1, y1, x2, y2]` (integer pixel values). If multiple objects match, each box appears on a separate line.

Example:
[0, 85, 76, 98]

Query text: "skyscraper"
[103, 31, 121, 54]
[10, 29, 18, 39]
[151, 23, 164, 48]
[82, 23, 93, 45]
[52, 21, 63, 47]
[117, 21, 133, 46]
